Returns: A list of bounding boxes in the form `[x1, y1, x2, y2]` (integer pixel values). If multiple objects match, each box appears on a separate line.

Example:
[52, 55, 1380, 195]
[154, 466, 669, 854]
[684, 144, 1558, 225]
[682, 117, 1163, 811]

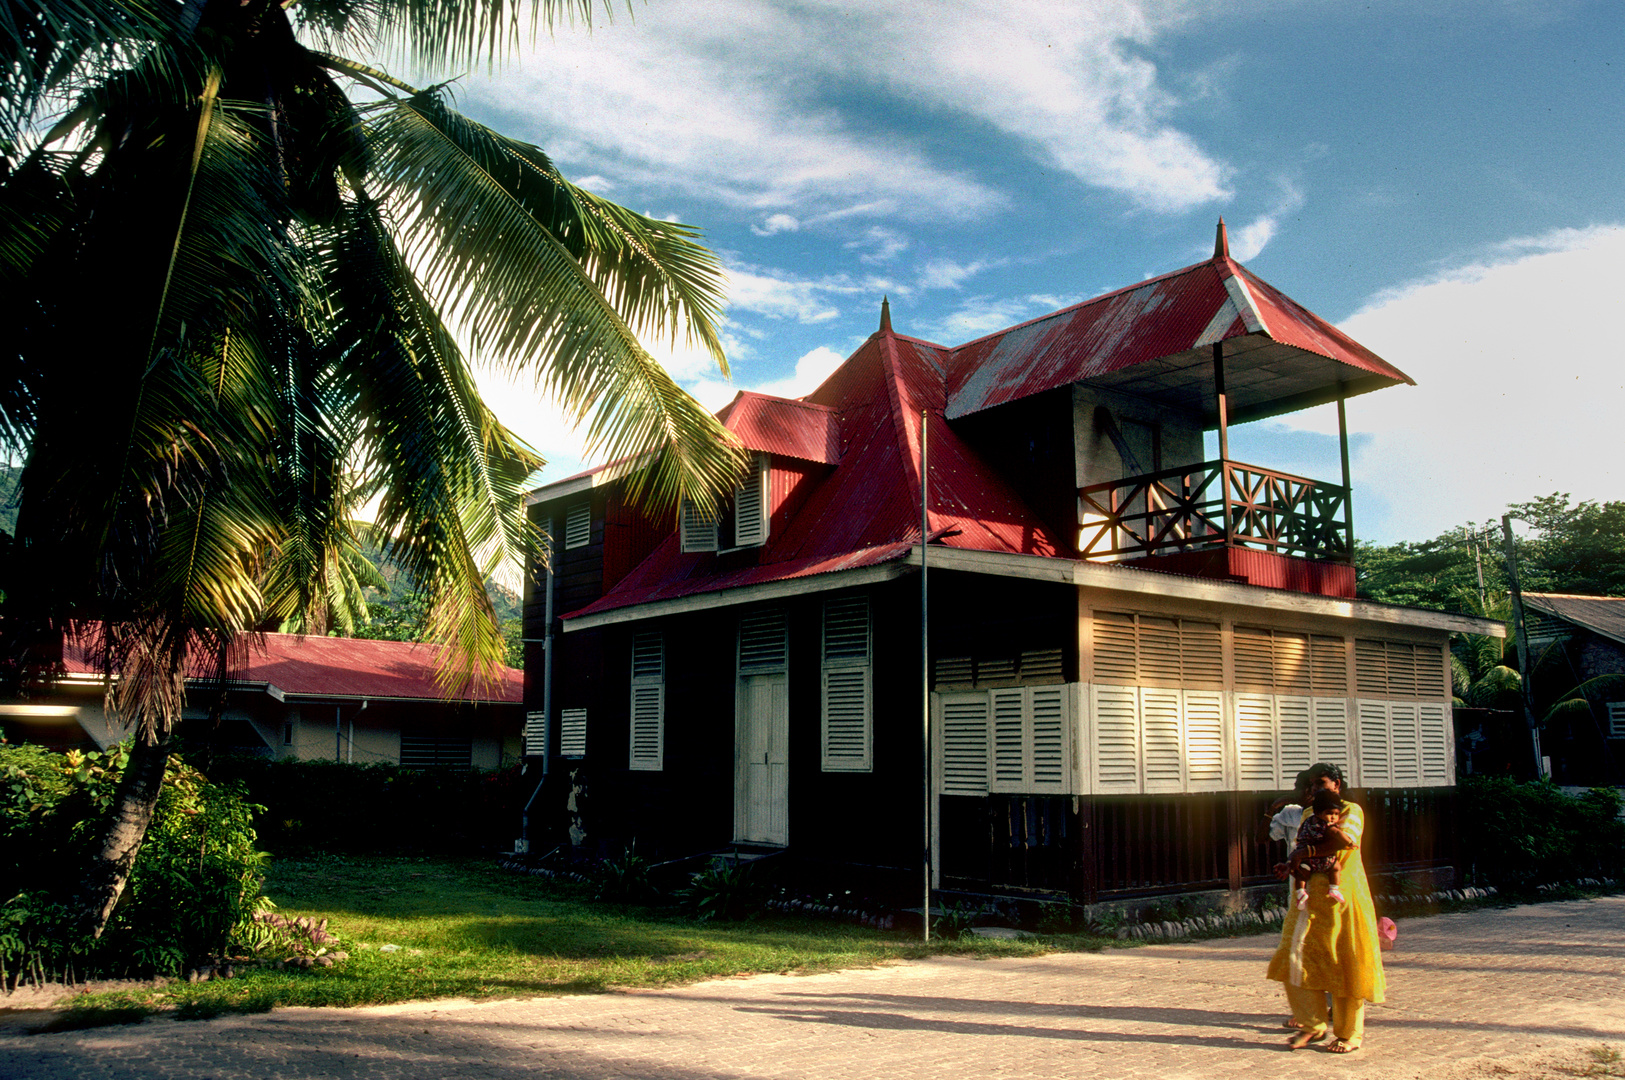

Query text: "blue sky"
[442, 0, 1625, 543]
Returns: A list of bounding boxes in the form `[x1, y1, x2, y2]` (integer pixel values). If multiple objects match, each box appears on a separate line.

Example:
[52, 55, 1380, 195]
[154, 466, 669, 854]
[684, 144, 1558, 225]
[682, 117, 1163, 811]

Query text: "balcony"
[1077, 459, 1352, 565]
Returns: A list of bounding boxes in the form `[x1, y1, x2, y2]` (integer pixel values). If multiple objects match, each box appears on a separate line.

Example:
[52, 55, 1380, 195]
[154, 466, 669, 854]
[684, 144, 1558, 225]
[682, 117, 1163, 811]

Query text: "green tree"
[0, 0, 743, 935]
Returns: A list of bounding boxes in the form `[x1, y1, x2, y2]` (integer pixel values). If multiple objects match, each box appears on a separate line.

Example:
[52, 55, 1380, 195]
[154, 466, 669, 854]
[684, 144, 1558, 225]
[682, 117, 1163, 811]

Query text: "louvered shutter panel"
[1275, 633, 1312, 694]
[1355, 640, 1387, 697]
[733, 455, 769, 548]
[1356, 700, 1389, 786]
[1139, 617, 1181, 686]
[680, 499, 719, 553]
[989, 688, 1027, 791]
[940, 695, 989, 795]
[739, 610, 788, 673]
[1277, 695, 1313, 786]
[524, 710, 547, 757]
[564, 503, 591, 550]
[1140, 686, 1184, 793]
[1385, 643, 1418, 699]
[977, 656, 1018, 683]
[821, 596, 871, 772]
[1413, 643, 1447, 699]
[559, 708, 587, 757]
[1090, 684, 1140, 793]
[1312, 698, 1350, 773]
[629, 633, 664, 771]
[1182, 622, 1224, 689]
[1020, 648, 1064, 682]
[1419, 702, 1450, 784]
[935, 656, 974, 686]
[1183, 690, 1226, 789]
[1235, 693, 1276, 790]
[1234, 627, 1274, 691]
[1092, 611, 1138, 683]
[1028, 686, 1068, 792]
[1389, 702, 1420, 785]
[1310, 636, 1348, 695]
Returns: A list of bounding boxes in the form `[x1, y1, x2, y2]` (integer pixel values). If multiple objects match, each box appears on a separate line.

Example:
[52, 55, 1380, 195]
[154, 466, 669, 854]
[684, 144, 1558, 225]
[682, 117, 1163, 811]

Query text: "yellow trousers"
[1284, 983, 1364, 1043]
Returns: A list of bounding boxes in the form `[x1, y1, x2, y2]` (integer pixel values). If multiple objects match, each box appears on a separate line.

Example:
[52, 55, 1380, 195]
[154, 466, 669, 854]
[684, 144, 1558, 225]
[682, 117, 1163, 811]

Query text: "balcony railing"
[1077, 459, 1352, 563]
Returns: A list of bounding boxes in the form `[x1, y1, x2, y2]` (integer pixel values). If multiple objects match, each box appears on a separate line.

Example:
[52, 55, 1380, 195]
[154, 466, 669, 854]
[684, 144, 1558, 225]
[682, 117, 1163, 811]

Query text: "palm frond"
[365, 87, 742, 513]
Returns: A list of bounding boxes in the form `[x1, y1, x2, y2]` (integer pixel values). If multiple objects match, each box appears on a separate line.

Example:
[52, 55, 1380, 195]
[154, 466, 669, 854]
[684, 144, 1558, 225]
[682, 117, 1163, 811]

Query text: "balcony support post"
[1338, 391, 1354, 557]
[1213, 343, 1233, 544]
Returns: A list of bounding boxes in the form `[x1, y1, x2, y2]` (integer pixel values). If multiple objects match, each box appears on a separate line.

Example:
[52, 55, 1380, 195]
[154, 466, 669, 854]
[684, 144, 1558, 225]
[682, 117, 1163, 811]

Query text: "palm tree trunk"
[75, 728, 173, 938]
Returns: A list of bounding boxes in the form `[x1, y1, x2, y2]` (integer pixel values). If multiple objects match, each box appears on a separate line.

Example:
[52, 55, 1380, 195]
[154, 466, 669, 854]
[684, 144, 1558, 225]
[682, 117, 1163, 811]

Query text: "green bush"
[1458, 776, 1625, 892]
[0, 743, 266, 983]
[201, 756, 525, 855]
[678, 861, 766, 922]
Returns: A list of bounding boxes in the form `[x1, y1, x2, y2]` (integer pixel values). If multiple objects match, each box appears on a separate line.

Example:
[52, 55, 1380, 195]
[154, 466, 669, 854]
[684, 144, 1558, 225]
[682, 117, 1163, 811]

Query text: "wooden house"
[0, 630, 523, 768]
[1519, 593, 1625, 786]
[520, 222, 1503, 903]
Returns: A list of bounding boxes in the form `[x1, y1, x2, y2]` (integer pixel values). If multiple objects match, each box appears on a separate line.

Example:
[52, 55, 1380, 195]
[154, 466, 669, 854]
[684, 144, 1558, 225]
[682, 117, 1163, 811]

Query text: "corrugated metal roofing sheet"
[1522, 593, 1625, 647]
[62, 630, 522, 702]
[717, 392, 839, 464]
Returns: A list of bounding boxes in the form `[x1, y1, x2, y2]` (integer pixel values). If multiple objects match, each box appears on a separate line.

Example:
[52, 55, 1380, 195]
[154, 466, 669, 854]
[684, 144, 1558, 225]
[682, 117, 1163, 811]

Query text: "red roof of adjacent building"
[62, 630, 522, 703]
[544, 235, 1411, 622]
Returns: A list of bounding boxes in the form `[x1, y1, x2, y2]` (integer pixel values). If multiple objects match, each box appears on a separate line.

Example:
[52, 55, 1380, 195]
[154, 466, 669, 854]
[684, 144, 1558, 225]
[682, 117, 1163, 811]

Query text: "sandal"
[1288, 1029, 1328, 1050]
[1327, 1038, 1362, 1054]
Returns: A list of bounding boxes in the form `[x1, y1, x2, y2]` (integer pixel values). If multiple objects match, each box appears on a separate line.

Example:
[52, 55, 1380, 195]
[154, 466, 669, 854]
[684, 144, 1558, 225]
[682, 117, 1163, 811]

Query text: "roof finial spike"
[879, 295, 892, 335]
[1214, 217, 1230, 260]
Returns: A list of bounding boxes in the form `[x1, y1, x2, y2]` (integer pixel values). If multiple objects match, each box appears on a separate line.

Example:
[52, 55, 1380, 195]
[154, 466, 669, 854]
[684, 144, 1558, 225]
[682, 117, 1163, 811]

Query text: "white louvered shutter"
[1386, 643, 1418, 699]
[739, 610, 788, 673]
[564, 503, 591, 550]
[1419, 702, 1450, 785]
[680, 498, 719, 553]
[1356, 700, 1389, 786]
[1140, 686, 1184, 793]
[1277, 695, 1313, 787]
[1092, 611, 1138, 683]
[940, 694, 990, 795]
[1183, 691, 1226, 790]
[1312, 698, 1350, 774]
[559, 708, 588, 757]
[821, 596, 871, 772]
[629, 633, 664, 771]
[524, 710, 547, 757]
[1234, 693, 1276, 790]
[1028, 686, 1068, 792]
[733, 455, 770, 548]
[1389, 702, 1420, 785]
[1090, 684, 1140, 793]
[989, 687, 1027, 792]
[1139, 617, 1181, 686]
[1310, 635, 1348, 695]
[1355, 639, 1387, 697]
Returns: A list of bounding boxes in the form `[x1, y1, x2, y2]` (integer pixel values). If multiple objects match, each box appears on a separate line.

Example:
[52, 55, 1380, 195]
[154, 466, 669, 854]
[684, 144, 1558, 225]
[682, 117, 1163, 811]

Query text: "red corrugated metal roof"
[717, 392, 839, 464]
[557, 243, 1409, 622]
[62, 630, 522, 703]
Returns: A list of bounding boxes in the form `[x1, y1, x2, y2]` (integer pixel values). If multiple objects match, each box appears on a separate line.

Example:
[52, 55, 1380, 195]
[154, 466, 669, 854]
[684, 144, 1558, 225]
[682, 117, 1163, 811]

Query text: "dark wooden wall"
[947, 387, 1076, 554]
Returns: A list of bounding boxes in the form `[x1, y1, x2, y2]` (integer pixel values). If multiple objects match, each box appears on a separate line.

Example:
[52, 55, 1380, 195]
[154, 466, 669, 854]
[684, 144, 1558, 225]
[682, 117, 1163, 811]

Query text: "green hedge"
[1457, 776, 1625, 892]
[0, 744, 265, 981]
[202, 756, 526, 855]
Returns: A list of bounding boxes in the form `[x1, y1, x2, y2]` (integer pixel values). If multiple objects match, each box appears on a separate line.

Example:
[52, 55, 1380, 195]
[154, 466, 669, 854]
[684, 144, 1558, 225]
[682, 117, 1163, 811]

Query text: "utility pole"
[1500, 515, 1545, 779]
[920, 409, 931, 943]
[1471, 531, 1487, 611]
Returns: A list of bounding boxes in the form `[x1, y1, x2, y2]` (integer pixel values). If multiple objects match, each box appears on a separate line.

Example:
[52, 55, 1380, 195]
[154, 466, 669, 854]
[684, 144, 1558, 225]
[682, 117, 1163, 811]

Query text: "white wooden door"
[736, 672, 789, 845]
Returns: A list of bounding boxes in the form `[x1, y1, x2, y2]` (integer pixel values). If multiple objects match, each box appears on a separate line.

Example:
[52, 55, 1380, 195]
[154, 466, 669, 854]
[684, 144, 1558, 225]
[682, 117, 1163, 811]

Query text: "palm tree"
[1, 0, 744, 935]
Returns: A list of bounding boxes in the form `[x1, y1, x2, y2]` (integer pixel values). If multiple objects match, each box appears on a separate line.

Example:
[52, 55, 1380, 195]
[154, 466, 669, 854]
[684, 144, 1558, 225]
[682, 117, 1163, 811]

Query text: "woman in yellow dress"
[1266, 762, 1385, 1054]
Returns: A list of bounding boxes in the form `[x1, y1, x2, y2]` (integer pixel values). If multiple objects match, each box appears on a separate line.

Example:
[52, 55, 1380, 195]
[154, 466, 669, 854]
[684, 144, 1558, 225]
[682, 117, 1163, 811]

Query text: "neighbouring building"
[1520, 592, 1625, 786]
[519, 222, 1503, 904]
[0, 630, 523, 769]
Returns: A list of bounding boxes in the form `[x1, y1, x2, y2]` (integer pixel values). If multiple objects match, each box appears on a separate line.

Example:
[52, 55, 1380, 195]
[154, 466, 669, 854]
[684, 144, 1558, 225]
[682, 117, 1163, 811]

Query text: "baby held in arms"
[1292, 789, 1349, 910]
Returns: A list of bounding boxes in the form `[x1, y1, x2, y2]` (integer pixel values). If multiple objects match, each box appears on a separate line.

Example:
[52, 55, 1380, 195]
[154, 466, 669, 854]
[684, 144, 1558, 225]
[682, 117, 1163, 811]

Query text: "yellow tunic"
[1265, 800, 1386, 1004]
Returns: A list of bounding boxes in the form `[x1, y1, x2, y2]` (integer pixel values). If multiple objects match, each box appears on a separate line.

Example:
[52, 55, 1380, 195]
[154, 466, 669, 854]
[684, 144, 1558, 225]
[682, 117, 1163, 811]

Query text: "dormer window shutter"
[733, 454, 770, 548]
[680, 498, 719, 553]
[564, 503, 591, 550]
[629, 632, 664, 771]
[821, 596, 872, 771]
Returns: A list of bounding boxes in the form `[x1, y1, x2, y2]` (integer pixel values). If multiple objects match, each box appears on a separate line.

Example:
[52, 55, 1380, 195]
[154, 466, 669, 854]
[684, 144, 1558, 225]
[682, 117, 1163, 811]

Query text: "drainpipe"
[521, 521, 557, 850]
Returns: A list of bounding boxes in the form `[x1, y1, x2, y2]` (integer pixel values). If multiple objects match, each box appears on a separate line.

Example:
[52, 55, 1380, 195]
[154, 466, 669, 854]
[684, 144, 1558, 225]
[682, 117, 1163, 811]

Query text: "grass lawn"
[47, 854, 1105, 1026]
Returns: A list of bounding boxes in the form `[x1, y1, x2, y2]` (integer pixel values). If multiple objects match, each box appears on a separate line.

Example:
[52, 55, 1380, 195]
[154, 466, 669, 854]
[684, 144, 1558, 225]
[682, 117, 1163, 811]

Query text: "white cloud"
[467, 1, 1230, 224]
[1279, 224, 1625, 540]
[751, 213, 801, 236]
[930, 293, 1072, 341]
[1227, 180, 1305, 261]
[687, 344, 849, 412]
[845, 225, 910, 263]
[917, 257, 997, 291]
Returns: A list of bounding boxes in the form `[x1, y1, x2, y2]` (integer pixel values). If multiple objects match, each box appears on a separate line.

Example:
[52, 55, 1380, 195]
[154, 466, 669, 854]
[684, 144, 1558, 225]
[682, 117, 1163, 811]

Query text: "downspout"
[521, 521, 557, 850]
